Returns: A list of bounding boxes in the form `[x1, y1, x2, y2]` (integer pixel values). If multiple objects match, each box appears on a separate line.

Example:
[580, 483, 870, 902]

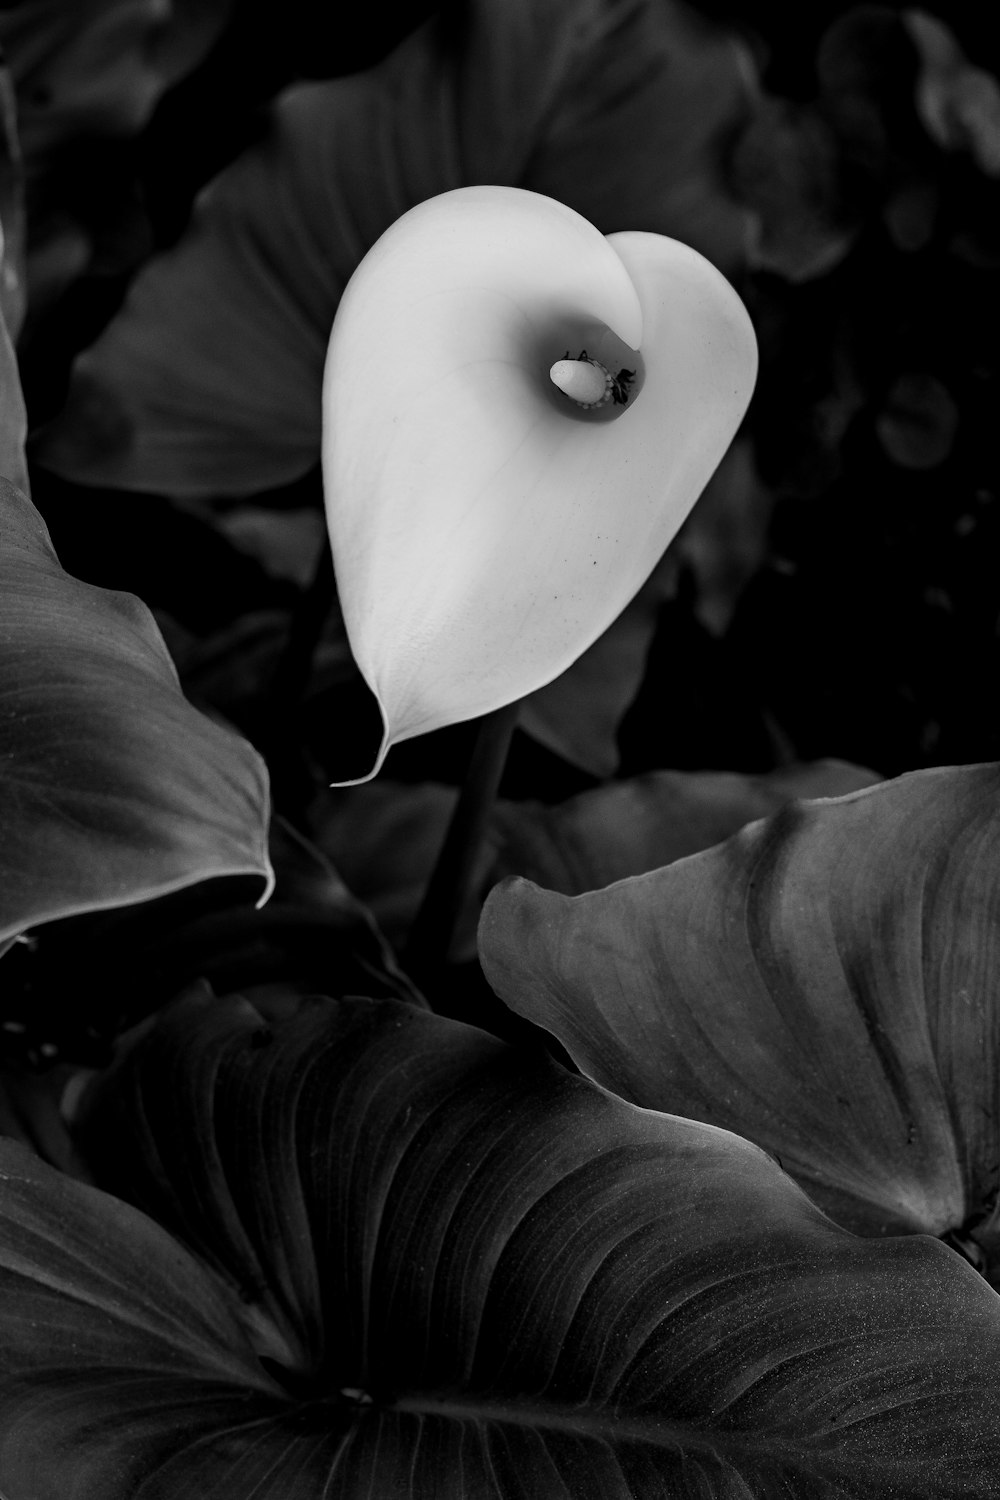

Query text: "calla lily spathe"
[322, 185, 757, 779]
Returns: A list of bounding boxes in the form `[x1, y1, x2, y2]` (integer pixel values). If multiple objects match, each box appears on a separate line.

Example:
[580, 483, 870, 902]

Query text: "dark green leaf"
[10, 988, 991, 1497]
[0, 478, 273, 945]
[480, 763, 1000, 1263]
[0, 1136, 290, 1497]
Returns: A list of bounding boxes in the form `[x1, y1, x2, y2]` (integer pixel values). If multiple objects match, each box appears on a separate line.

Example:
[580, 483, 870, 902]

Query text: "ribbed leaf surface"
[0, 1137, 288, 1498]
[0, 478, 273, 944]
[480, 763, 1000, 1262]
[0, 990, 985, 1496]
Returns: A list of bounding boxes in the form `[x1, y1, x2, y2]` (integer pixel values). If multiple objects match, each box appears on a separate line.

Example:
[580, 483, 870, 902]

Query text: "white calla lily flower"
[322, 186, 757, 780]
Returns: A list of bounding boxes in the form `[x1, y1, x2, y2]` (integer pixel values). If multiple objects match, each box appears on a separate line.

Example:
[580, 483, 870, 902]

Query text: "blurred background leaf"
[0, 0, 236, 327]
[29, 0, 753, 500]
[490, 757, 881, 894]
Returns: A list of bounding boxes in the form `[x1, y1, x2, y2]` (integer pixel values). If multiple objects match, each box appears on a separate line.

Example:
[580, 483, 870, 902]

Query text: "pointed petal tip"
[327, 694, 392, 788]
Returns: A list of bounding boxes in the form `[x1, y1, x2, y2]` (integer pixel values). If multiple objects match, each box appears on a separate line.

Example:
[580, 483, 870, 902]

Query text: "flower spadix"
[322, 186, 757, 781]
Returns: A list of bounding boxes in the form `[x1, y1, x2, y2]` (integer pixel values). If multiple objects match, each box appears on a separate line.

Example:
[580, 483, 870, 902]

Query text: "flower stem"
[404, 699, 520, 985]
[269, 541, 336, 719]
[263, 540, 336, 822]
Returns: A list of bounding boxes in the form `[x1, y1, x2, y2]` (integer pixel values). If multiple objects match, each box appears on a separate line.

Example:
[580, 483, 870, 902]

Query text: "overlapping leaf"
[492, 758, 881, 894]
[33, 0, 752, 499]
[310, 765, 879, 967]
[0, 477, 273, 945]
[480, 762, 1000, 1266]
[0, 1137, 291, 1497]
[0, 989, 991, 1495]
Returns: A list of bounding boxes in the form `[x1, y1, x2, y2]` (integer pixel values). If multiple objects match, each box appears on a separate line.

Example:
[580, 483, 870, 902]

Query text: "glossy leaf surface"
[0, 478, 273, 944]
[480, 763, 1000, 1260]
[0, 989, 986, 1496]
[33, 0, 752, 499]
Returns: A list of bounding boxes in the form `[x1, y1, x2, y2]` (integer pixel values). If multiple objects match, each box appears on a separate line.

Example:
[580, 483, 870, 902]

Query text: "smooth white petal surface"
[322, 186, 756, 779]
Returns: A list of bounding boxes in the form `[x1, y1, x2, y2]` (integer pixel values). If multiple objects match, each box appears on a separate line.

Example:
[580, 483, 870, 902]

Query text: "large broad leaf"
[1, 990, 994, 1495]
[32, 0, 752, 499]
[479, 763, 1000, 1269]
[310, 766, 880, 966]
[0, 477, 273, 945]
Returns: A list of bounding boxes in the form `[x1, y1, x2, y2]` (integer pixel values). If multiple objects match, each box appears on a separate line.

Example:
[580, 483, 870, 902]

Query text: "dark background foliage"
[3, 0, 999, 1057]
[11, 0, 998, 794]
